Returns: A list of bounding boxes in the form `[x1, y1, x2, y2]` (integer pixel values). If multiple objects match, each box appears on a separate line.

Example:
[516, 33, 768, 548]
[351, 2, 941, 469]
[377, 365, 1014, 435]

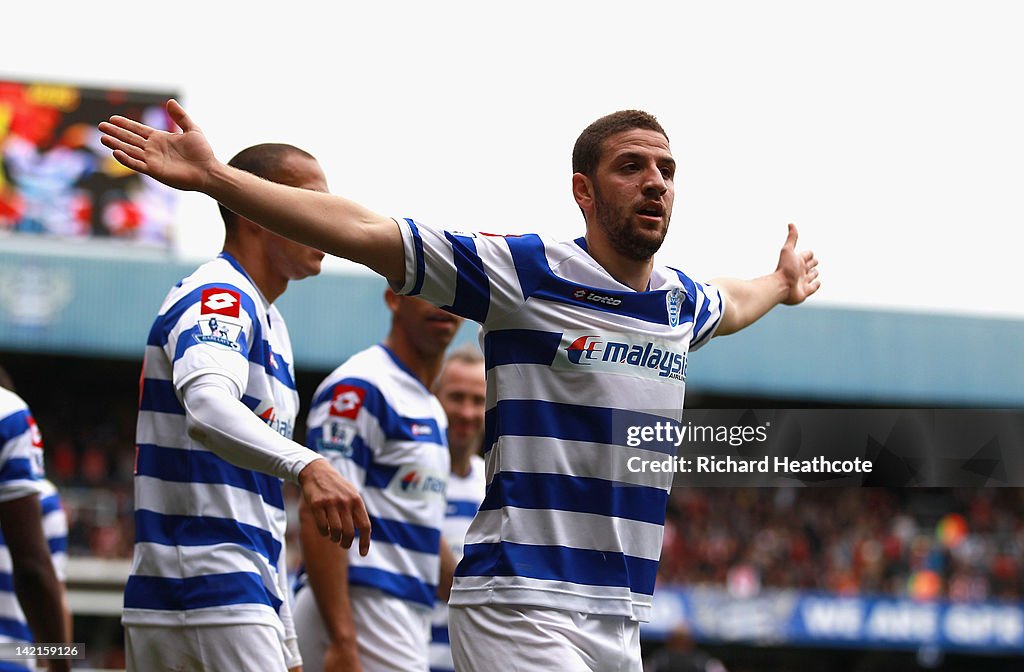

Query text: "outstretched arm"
[99, 100, 404, 285]
[712, 223, 820, 336]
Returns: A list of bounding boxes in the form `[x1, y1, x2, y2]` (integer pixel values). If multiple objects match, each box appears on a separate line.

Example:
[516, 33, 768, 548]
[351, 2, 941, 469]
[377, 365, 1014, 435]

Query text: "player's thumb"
[167, 99, 198, 133]
[784, 223, 799, 249]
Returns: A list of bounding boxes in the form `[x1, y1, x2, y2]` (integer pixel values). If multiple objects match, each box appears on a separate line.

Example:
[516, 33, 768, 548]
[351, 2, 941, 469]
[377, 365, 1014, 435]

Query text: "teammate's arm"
[437, 535, 455, 602]
[299, 497, 363, 671]
[99, 101, 405, 285]
[712, 223, 820, 336]
[277, 536, 303, 671]
[181, 373, 371, 553]
[0, 494, 70, 672]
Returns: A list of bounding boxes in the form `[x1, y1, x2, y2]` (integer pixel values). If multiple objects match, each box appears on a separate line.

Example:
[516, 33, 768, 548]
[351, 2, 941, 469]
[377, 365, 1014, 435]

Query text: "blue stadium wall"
[2, 240, 1022, 407]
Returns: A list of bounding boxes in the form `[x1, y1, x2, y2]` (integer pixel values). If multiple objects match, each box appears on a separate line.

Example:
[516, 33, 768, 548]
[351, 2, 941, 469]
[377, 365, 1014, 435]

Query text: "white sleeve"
[182, 372, 321, 483]
[689, 281, 725, 352]
[390, 217, 528, 325]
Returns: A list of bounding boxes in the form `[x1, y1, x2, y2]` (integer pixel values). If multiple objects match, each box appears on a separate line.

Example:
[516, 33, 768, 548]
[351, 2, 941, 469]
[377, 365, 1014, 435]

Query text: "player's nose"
[641, 165, 668, 195]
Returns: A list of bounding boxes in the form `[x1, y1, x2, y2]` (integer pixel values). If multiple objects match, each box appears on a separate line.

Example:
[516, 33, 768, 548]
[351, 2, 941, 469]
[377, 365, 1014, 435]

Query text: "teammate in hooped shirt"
[0, 366, 70, 672]
[294, 290, 462, 671]
[427, 345, 487, 672]
[101, 104, 820, 671]
[123, 144, 369, 672]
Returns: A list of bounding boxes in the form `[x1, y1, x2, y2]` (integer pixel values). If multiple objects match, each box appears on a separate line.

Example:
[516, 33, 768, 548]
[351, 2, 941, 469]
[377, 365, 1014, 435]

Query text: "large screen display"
[0, 78, 178, 246]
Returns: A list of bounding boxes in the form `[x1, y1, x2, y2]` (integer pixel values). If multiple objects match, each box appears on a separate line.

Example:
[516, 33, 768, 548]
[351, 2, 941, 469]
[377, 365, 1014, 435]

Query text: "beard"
[594, 186, 669, 261]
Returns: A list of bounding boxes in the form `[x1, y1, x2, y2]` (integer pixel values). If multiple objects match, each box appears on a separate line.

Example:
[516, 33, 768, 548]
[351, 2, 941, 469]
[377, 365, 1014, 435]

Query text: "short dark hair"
[572, 110, 669, 178]
[218, 143, 317, 232]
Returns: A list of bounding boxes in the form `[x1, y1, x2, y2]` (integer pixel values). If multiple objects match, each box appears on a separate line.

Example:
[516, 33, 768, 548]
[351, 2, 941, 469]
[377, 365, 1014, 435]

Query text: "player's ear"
[572, 172, 595, 213]
[384, 287, 401, 313]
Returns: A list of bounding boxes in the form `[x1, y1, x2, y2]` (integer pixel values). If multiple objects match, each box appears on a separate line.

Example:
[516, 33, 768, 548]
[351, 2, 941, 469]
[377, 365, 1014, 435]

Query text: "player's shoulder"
[657, 264, 692, 287]
[418, 220, 562, 253]
[0, 387, 29, 421]
[174, 255, 251, 294]
[323, 345, 388, 383]
[313, 345, 390, 405]
[659, 264, 720, 297]
[160, 256, 264, 320]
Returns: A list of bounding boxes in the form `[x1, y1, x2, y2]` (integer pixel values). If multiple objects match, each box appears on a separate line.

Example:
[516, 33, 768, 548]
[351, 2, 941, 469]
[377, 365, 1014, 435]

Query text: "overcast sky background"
[6, 1, 1022, 318]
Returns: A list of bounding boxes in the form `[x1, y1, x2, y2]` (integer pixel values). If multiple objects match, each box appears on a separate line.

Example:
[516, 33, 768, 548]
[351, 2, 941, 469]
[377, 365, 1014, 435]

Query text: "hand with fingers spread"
[298, 459, 372, 555]
[99, 99, 218, 192]
[775, 223, 821, 306]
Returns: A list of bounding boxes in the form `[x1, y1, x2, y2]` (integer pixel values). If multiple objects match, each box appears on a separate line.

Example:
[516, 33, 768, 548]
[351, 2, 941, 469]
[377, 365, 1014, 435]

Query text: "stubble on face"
[586, 128, 675, 263]
[593, 183, 670, 261]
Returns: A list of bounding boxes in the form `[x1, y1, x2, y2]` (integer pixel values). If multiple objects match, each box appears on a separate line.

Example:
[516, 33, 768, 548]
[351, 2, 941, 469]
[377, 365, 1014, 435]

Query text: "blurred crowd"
[32, 387, 137, 560]
[659, 488, 1024, 602]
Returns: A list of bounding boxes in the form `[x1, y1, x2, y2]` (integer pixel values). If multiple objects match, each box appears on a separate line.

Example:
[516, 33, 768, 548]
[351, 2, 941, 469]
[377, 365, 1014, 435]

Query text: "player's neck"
[222, 241, 286, 304]
[583, 232, 654, 292]
[383, 333, 444, 390]
[449, 449, 475, 478]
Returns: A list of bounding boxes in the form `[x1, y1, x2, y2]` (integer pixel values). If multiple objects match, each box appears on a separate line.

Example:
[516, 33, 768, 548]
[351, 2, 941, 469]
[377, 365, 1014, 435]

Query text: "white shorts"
[293, 585, 431, 672]
[124, 623, 288, 672]
[449, 604, 641, 672]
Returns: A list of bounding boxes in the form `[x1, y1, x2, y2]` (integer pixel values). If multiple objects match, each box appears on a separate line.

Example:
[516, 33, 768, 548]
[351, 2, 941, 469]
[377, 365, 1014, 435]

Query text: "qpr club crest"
[666, 287, 683, 328]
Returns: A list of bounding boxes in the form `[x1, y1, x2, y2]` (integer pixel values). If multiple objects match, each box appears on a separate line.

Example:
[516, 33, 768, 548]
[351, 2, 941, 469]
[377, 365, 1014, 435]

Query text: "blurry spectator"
[644, 625, 727, 672]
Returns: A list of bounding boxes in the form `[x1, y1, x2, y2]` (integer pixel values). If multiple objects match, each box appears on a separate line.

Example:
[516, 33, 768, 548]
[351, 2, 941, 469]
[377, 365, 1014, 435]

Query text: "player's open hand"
[98, 99, 216, 192]
[775, 223, 820, 305]
[298, 459, 372, 556]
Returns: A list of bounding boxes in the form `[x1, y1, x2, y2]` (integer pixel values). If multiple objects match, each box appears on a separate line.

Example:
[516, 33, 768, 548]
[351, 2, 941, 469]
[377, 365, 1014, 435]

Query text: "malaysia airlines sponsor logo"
[557, 331, 688, 382]
[391, 464, 447, 500]
[571, 286, 623, 307]
[329, 385, 366, 420]
[258, 406, 294, 439]
[566, 335, 602, 365]
[194, 316, 243, 351]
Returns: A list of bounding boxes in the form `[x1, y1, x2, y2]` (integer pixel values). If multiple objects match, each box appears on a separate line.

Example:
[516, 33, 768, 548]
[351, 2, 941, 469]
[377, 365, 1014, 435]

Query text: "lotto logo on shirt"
[571, 286, 623, 307]
[26, 414, 43, 449]
[200, 288, 241, 317]
[329, 385, 366, 420]
[555, 331, 688, 383]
